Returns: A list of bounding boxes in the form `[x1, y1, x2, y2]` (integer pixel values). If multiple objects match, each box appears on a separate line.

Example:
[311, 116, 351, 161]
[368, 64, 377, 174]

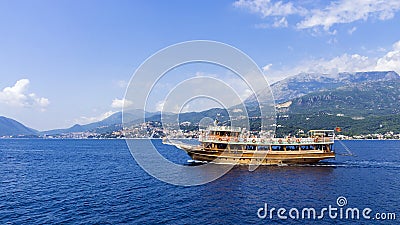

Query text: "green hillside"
[275, 113, 400, 137]
[274, 79, 400, 136]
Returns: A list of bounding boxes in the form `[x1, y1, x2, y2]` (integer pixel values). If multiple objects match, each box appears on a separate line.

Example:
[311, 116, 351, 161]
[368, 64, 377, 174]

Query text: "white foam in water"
[340, 160, 400, 169]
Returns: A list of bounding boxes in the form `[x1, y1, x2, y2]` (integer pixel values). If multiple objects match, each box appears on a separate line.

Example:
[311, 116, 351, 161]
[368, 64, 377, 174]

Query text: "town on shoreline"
[2, 121, 400, 140]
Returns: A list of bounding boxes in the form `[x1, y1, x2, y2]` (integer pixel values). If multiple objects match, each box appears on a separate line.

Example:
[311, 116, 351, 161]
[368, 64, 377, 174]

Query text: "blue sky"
[1, 0, 400, 130]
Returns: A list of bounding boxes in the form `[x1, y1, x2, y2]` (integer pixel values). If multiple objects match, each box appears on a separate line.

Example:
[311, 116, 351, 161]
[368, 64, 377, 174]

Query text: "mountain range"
[247, 71, 398, 104]
[41, 110, 158, 135]
[287, 79, 400, 117]
[274, 78, 400, 136]
[249, 71, 400, 135]
[0, 116, 38, 137]
[1, 70, 399, 137]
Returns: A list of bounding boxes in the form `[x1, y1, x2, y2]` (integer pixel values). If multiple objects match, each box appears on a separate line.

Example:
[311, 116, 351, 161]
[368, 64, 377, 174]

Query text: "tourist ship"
[166, 125, 335, 165]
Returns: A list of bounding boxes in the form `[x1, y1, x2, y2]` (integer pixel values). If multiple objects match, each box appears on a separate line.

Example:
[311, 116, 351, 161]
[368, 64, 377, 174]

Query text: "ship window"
[271, 145, 283, 151]
[258, 145, 270, 150]
[286, 145, 298, 151]
[230, 145, 242, 150]
[300, 145, 314, 150]
[217, 143, 227, 149]
[245, 145, 256, 150]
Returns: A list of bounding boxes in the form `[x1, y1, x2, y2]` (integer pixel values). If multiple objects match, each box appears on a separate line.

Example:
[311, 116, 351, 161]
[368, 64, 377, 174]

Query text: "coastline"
[1, 137, 400, 141]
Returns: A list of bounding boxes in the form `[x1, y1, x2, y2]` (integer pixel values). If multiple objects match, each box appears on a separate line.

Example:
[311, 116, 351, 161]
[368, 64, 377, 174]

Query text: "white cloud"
[0, 79, 50, 110]
[155, 100, 165, 112]
[73, 98, 132, 125]
[195, 71, 205, 77]
[297, 0, 400, 30]
[266, 54, 374, 82]
[262, 63, 273, 71]
[111, 98, 133, 109]
[234, 0, 306, 17]
[265, 39, 400, 82]
[114, 80, 128, 88]
[255, 18, 288, 28]
[242, 88, 254, 99]
[301, 54, 375, 74]
[273, 17, 288, 27]
[327, 37, 338, 45]
[180, 103, 191, 113]
[157, 100, 186, 113]
[348, 26, 357, 35]
[74, 111, 116, 125]
[234, 0, 400, 31]
[375, 40, 400, 73]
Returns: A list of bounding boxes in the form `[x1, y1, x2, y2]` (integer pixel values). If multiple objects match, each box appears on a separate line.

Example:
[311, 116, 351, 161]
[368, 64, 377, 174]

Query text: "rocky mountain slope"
[255, 71, 399, 103]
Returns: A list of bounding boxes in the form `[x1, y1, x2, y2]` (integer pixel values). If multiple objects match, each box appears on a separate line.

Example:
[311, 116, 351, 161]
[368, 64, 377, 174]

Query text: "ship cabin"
[199, 127, 335, 153]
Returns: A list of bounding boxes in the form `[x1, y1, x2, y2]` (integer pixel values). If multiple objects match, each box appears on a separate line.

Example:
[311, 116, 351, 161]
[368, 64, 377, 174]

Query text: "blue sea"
[1, 139, 399, 224]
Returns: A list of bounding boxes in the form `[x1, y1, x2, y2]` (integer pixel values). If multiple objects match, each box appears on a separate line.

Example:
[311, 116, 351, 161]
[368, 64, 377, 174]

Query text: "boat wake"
[339, 160, 400, 169]
[185, 160, 208, 166]
[288, 160, 400, 169]
[179, 160, 400, 169]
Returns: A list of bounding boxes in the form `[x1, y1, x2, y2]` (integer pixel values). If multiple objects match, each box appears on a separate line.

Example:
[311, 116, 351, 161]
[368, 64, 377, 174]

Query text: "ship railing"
[199, 136, 334, 144]
[202, 126, 242, 132]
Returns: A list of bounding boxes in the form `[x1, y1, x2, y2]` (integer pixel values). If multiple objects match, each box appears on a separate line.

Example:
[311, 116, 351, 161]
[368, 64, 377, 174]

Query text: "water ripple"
[0, 139, 399, 224]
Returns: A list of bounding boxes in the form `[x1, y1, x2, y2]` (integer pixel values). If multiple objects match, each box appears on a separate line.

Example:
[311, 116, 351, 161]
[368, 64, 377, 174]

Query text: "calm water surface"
[1, 139, 399, 224]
